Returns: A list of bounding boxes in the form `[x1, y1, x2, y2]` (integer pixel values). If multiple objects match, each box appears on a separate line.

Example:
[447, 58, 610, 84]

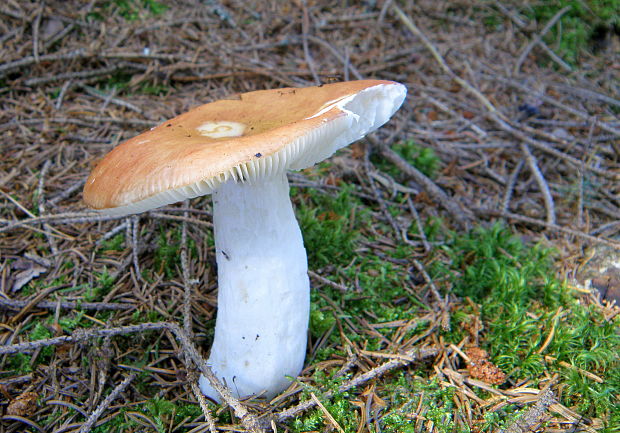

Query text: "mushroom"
[83, 80, 406, 401]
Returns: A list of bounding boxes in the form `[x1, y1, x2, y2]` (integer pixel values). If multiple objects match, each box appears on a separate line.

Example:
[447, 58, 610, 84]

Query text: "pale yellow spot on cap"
[197, 121, 246, 138]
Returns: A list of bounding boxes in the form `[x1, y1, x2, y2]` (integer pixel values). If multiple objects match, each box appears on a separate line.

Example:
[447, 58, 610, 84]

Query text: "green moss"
[342, 259, 420, 322]
[88, 0, 168, 21]
[372, 375, 473, 433]
[146, 398, 176, 433]
[290, 373, 358, 433]
[29, 321, 52, 341]
[438, 223, 556, 304]
[310, 346, 340, 364]
[436, 224, 619, 423]
[57, 311, 87, 333]
[7, 353, 32, 374]
[521, 0, 620, 64]
[297, 185, 364, 268]
[131, 309, 164, 323]
[139, 83, 171, 96]
[153, 227, 195, 279]
[10, 322, 56, 371]
[100, 233, 125, 252]
[85, 268, 115, 302]
[374, 139, 440, 179]
[91, 397, 202, 433]
[22, 272, 70, 297]
[309, 304, 336, 339]
[94, 70, 172, 98]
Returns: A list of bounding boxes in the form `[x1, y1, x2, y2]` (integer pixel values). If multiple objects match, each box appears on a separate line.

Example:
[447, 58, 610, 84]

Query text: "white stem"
[199, 173, 309, 401]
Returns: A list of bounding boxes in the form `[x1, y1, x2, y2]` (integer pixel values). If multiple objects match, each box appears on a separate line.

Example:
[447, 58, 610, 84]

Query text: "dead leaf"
[448, 80, 462, 92]
[324, 175, 342, 187]
[7, 391, 38, 416]
[462, 110, 475, 119]
[414, 191, 433, 205]
[317, 210, 339, 221]
[349, 142, 365, 159]
[466, 347, 488, 364]
[465, 347, 506, 385]
[10, 256, 48, 292]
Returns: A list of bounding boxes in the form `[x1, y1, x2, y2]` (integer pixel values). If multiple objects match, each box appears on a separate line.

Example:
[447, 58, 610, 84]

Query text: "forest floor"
[0, 1, 619, 432]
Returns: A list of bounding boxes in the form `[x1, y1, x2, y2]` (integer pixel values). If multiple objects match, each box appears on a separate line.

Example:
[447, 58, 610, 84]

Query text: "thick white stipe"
[199, 174, 309, 400]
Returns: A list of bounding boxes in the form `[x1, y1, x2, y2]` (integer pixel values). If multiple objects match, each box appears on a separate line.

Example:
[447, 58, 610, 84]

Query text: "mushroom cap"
[84, 80, 406, 216]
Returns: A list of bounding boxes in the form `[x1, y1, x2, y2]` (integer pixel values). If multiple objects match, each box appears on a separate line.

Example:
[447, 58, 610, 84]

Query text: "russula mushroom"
[83, 80, 406, 401]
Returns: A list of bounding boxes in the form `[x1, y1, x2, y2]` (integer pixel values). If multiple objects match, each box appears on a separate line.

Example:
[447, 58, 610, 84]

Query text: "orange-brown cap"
[84, 80, 406, 216]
